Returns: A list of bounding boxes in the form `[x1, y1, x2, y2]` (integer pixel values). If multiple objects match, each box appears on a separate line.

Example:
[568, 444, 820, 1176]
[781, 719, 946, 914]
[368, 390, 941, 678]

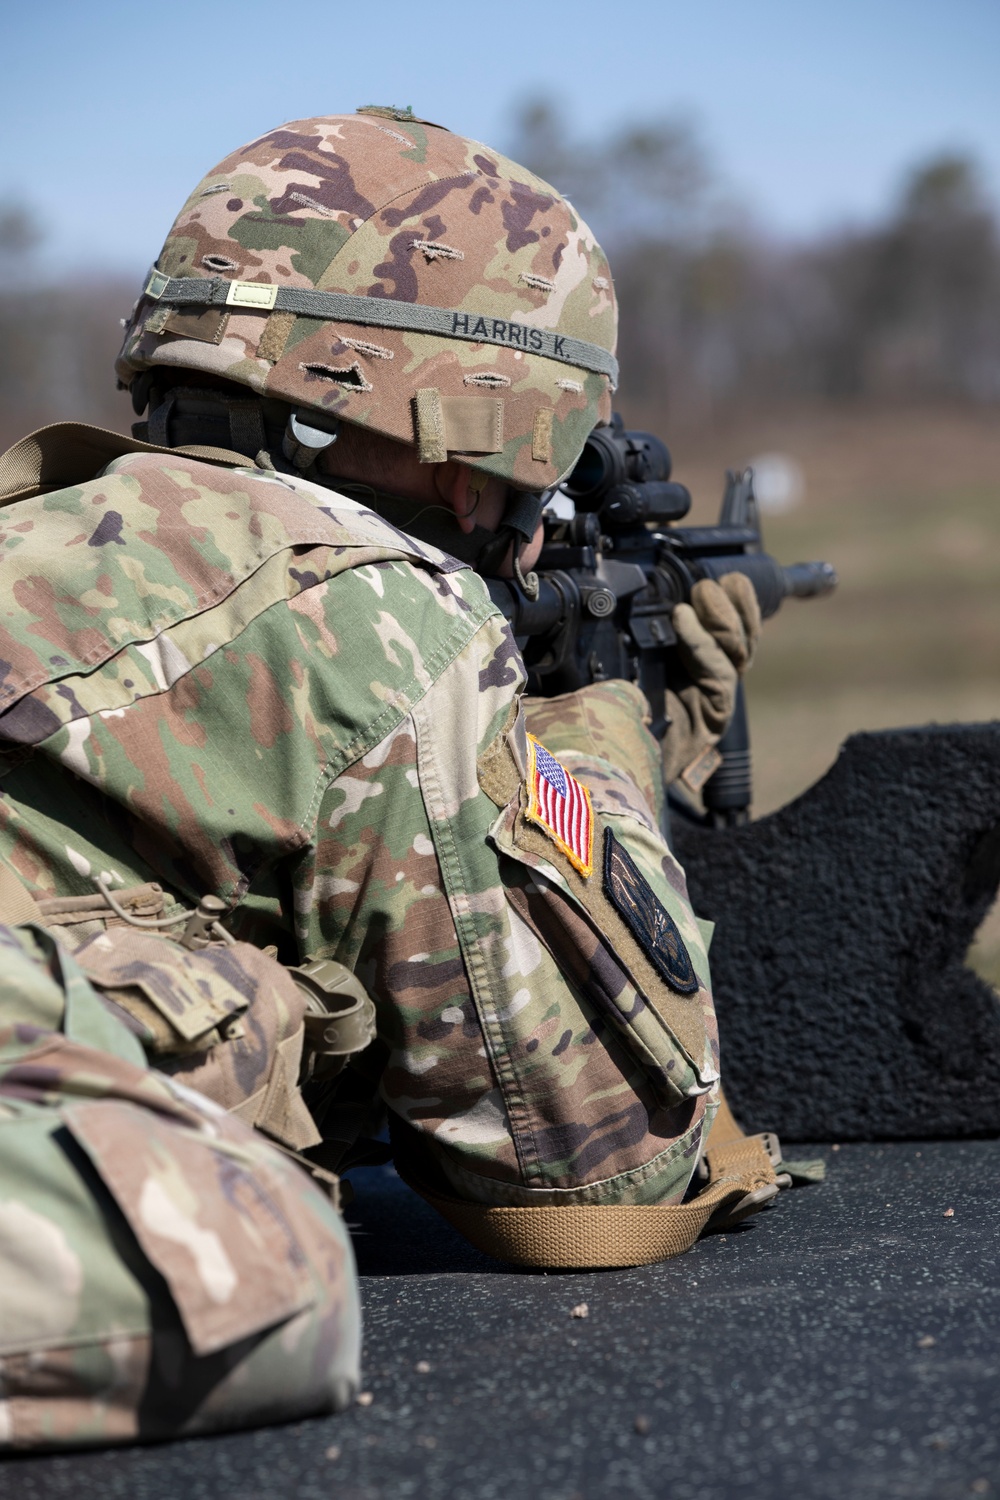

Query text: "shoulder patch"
[603, 827, 700, 995]
[525, 734, 594, 877]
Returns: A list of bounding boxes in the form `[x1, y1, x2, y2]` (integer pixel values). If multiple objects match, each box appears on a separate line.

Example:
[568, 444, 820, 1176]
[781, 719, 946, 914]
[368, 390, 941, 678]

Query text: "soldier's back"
[0, 429, 485, 939]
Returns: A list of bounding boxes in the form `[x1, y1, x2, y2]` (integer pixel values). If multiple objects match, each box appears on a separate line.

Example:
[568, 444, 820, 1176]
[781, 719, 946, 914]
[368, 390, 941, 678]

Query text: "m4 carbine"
[487, 415, 837, 828]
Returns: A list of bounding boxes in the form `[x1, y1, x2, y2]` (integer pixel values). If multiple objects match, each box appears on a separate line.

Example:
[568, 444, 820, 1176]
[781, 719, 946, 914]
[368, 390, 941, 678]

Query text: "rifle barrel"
[692, 553, 838, 618]
[781, 561, 839, 598]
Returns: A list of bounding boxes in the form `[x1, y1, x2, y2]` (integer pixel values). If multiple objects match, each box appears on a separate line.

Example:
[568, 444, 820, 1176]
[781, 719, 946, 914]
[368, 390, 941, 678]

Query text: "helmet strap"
[281, 411, 340, 473]
[137, 385, 340, 479]
[135, 380, 547, 581]
[334, 483, 543, 582]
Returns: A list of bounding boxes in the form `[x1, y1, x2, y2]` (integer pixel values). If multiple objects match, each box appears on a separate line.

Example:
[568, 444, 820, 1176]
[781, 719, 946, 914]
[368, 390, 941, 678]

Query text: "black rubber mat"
[5, 1142, 999, 1500]
[674, 723, 1000, 1139]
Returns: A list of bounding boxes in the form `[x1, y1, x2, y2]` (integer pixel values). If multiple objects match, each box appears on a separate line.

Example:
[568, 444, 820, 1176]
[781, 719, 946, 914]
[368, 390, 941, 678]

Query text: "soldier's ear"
[434, 461, 479, 532]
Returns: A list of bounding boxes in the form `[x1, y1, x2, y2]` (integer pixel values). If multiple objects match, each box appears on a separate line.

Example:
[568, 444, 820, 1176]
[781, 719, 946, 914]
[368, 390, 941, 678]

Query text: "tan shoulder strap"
[401, 1098, 780, 1270]
[703, 1082, 746, 1148]
[0, 860, 43, 927]
[0, 422, 251, 505]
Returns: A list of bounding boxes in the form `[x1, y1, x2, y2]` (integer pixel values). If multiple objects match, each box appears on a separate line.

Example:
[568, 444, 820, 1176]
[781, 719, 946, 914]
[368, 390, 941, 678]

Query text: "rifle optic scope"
[564, 417, 692, 526]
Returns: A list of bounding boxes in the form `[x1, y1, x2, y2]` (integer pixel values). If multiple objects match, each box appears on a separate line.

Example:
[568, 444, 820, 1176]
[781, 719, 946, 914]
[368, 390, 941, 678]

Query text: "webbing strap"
[703, 1083, 747, 1149]
[143, 272, 620, 384]
[0, 422, 252, 506]
[0, 861, 43, 927]
[402, 1132, 779, 1269]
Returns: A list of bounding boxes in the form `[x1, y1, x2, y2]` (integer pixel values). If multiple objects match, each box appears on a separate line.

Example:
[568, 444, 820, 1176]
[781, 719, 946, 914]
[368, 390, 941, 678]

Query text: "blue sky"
[3, 0, 998, 276]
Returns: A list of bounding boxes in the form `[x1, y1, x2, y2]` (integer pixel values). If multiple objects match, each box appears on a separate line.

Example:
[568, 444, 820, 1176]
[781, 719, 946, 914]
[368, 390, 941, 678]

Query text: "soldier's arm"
[295, 602, 720, 1211]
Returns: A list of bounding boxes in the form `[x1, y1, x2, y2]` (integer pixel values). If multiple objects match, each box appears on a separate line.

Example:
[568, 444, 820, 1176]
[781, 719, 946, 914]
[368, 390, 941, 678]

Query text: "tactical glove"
[662, 572, 761, 787]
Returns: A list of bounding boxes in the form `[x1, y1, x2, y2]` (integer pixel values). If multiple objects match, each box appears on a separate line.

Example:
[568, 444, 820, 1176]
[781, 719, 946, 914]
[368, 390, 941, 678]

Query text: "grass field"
[626, 401, 1000, 985]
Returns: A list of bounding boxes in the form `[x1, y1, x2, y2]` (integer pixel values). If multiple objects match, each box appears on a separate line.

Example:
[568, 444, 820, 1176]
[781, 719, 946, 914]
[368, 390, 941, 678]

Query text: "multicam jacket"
[0, 427, 720, 1207]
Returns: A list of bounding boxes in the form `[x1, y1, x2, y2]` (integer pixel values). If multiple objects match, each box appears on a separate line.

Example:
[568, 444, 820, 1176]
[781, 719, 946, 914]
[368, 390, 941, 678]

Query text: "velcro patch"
[680, 744, 723, 794]
[162, 307, 230, 345]
[603, 828, 700, 994]
[525, 734, 594, 877]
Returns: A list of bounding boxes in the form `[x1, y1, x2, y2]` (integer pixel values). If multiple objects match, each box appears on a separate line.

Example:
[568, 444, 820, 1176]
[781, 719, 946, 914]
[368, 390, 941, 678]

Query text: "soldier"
[0, 107, 785, 1445]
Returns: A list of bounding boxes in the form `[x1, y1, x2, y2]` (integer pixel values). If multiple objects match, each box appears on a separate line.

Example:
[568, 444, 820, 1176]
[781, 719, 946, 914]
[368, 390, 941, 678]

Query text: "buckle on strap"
[288, 958, 377, 1081]
[707, 1180, 781, 1232]
[701, 1129, 787, 1231]
[760, 1130, 783, 1169]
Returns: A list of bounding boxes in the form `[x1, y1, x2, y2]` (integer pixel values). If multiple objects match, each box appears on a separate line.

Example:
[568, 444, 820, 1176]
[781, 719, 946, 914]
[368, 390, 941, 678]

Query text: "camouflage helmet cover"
[117, 108, 618, 491]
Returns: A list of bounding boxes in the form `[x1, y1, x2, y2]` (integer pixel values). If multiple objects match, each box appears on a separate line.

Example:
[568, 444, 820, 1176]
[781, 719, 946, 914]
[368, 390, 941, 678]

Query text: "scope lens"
[564, 426, 621, 503]
[564, 447, 605, 500]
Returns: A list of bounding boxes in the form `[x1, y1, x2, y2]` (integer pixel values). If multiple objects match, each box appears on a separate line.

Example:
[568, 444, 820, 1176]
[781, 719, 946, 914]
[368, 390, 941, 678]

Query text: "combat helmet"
[117, 108, 618, 494]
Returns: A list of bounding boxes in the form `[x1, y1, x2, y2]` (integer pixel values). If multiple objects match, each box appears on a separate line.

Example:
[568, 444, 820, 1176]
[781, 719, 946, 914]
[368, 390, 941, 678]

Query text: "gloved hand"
[662, 572, 761, 787]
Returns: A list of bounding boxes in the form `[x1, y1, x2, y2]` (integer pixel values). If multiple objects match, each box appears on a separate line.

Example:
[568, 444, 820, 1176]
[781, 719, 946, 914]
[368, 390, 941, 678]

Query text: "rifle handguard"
[288, 958, 378, 1081]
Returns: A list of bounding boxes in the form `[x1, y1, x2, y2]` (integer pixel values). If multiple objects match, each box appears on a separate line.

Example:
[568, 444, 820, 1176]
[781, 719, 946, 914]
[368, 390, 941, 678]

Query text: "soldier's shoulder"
[0, 432, 478, 589]
[0, 428, 504, 754]
[0, 423, 450, 561]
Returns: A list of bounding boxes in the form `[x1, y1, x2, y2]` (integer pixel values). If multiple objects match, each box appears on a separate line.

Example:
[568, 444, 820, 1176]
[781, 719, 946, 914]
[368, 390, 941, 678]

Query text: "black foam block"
[672, 723, 1000, 1140]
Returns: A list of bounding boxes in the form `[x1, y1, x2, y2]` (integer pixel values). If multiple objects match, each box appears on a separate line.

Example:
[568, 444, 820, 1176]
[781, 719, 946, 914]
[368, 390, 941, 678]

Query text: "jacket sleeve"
[298, 611, 720, 1209]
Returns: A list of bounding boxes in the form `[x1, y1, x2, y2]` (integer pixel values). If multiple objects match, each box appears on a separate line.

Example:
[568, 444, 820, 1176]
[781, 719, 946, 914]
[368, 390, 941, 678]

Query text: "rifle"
[487, 415, 837, 830]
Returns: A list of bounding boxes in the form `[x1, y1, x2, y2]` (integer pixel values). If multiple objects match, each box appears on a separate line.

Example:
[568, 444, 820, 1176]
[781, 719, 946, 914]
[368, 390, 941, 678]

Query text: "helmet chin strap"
[475, 489, 546, 590]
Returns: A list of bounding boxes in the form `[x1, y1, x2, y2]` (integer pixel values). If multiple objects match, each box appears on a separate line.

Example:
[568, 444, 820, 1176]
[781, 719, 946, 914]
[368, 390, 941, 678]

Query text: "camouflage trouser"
[0, 924, 360, 1450]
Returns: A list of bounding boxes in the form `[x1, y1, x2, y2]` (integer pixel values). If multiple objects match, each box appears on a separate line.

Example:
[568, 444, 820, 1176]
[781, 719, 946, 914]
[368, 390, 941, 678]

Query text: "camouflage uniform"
[0, 427, 719, 1210]
[0, 920, 359, 1448]
[0, 108, 771, 1444]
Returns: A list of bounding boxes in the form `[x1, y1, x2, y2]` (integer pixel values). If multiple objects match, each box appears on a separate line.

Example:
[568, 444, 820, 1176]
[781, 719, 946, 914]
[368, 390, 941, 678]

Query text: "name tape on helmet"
[143, 273, 618, 385]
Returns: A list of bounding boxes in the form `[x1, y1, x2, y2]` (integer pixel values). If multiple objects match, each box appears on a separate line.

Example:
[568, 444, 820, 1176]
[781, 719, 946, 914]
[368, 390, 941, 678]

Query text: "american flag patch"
[525, 734, 594, 878]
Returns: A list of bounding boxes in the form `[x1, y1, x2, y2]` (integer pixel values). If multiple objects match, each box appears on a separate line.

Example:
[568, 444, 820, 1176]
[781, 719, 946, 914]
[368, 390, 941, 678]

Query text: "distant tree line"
[507, 101, 1000, 430]
[0, 111, 998, 448]
[0, 206, 133, 447]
